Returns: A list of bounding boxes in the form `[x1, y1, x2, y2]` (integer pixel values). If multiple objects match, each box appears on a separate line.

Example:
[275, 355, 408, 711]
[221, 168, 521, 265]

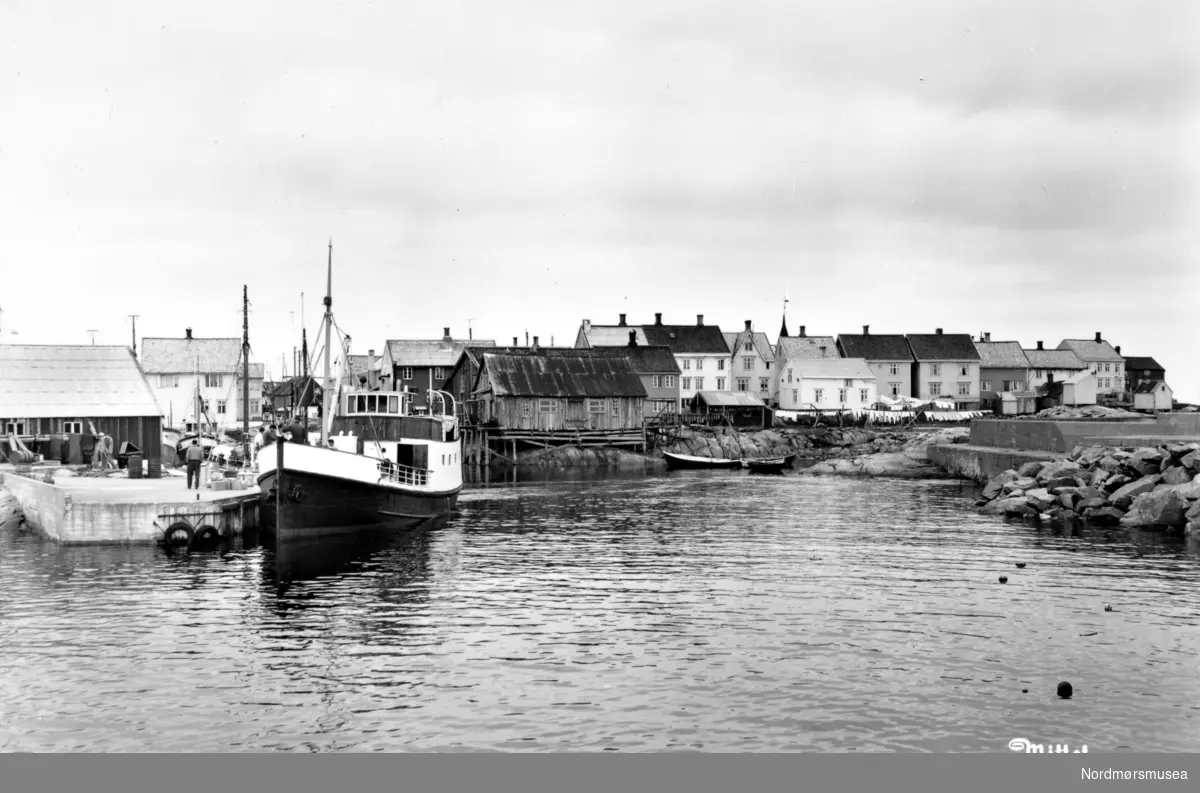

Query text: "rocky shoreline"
[1, 485, 25, 529]
[973, 442, 1200, 537]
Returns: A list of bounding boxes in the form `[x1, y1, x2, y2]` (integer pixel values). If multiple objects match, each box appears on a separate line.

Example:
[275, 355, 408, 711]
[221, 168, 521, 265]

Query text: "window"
[204, 374, 223, 388]
[62, 421, 82, 433]
[958, 382, 970, 396]
[652, 375, 662, 389]
[930, 364, 941, 376]
[695, 358, 704, 371]
[588, 399, 606, 413]
[682, 359, 691, 370]
[759, 378, 769, 392]
[890, 383, 901, 396]
[401, 367, 413, 380]
[158, 374, 179, 388]
[737, 378, 749, 392]
[1099, 377, 1109, 389]
[787, 369, 793, 383]
[5, 421, 25, 435]
[717, 359, 725, 371]
[1115, 363, 1122, 373]
[250, 400, 260, 416]
[1104, 363, 1111, 373]
[838, 388, 848, 403]
[682, 377, 691, 390]
[844, 379, 853, 387]
[217, 400, 227, 414]
[981, 380, 992, 391]
[538, 399, 557, 412]
[791, 389, 798, 402]
[521, 401, 531, 418]
[929, 382, 941, 396]
[716, 377, 726, 390]
[765, 361, 770, 370]
[814, 388, 824, 403]
[665, 375, 676, 388]
[743, 357, 754, 371]
[888, 363, 899, 376]
[959, 364, 969, 376]
[694, 377, 704, 390]
[433, 367, 444, 380]
[744, 341, 753, 352]
[860, 389, 869, 403]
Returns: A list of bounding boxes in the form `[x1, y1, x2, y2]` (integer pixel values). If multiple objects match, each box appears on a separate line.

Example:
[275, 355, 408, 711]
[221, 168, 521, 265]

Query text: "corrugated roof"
[0, 344, 164, 418]
[906, 333, 981, 361]
[141, 337, 241, 373]
[694, 391, 766, 407]
[641, 323, 729, 354]
[481, 352, 647, 398]
[836, 333, 914, 361]
[974, 341, 1031, 369]
[1057, 339, 1124, 362]
[582, 325, 651, 347]
[777, 336, 840, 361]
[791, 358, 877, 380]
[1123, 356, 1164, 371]
[1024, 349, 1086, 370]
[385, 338, 496, 368]
[1134, 379, 1169, 394]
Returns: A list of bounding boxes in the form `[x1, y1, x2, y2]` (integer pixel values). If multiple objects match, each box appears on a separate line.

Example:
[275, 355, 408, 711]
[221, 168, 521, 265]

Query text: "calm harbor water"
[1, 470, 1199, 753]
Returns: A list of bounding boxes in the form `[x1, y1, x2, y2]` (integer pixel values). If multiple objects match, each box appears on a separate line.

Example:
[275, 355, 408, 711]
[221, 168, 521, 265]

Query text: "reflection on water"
[1, 468, 1198, 752]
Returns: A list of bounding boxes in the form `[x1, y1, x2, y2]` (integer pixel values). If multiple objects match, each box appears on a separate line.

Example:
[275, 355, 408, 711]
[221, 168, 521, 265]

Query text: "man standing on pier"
[185, 440, 204, 490]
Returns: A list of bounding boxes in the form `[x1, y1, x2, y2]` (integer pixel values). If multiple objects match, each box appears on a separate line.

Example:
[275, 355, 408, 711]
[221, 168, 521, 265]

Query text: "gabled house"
[1057, 333, 1125, 395]
[0, 344, 165, 470]
[381, 327, 495, 411]
[472, 350, 647, 431]
[140, 328, 264, 430]
[776, 327, 840, 406]
[905, 329, 981, 409]
[1133, 380, 1173, 412]
[1122, 356, 1166, 393]
[723, 320, 776, 405]
[1023, 342, 1087, 392]
[836, 325, 915, 400]
[578, 313, 729, 402]
[973, 335, 1032, 409]
[777, 357, 877, 411]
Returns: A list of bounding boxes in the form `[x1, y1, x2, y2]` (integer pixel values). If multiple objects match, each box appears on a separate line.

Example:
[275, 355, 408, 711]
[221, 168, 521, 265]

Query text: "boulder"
[1096, 456, 1123, 474]
[1075, 486, 1103, 501]
[1018, 461, 1047, 478]
[1035, 461, 1086, 485]
[981, 496, 1036, 517]
[1126, 459, 1162, 478]
[1042, 475, 1081, 491]
[1160, 480, 1200, 501]
[1077, 497, 1106, 511]
[1051, 485, 1081, 497]
[1181, 450, 1200, 472]
[1002, 476, 1038, 494]
[1108, 476, 1161, 509]
[1088, 468, 1111, 489]
[1025, 488, 1054, 511]
[1187, 501, 1200, 523]
[1103, 474, 1131, 493]
[1058, 493, 1078, 511]
[1187, 522, 1200, 539]
[1161, 466, 1192, 486]
[1084, 506, 1125, 525]
[1121, 488, 1188, 529]
[982, 470, 1019, 500]
[1076, 445, 1110, 466]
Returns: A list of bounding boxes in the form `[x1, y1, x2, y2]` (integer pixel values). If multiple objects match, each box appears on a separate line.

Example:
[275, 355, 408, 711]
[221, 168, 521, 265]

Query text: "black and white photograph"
[1, 0, 1198, 777]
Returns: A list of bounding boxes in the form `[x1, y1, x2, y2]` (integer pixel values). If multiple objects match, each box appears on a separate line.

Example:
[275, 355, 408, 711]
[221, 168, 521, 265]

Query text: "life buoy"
[288, 484, 305, 502]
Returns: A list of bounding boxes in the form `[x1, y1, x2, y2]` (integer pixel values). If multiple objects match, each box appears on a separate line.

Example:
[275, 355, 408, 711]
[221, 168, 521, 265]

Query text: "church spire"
[779, 288, 790, 338]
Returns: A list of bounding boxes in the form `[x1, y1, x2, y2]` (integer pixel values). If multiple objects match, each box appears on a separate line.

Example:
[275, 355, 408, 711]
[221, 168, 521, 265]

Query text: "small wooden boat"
[663, 451, 744, 470]
[744, 454, 796, 475]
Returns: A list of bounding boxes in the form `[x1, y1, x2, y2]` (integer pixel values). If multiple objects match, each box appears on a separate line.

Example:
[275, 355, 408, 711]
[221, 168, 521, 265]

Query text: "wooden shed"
[690, 390, 770, 429]
[1133, 380, 1173, 412]
[472, 351, 647, 432]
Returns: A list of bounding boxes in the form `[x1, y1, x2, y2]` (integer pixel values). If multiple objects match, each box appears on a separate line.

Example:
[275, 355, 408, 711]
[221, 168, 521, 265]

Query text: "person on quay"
[185, 440, 204, 490]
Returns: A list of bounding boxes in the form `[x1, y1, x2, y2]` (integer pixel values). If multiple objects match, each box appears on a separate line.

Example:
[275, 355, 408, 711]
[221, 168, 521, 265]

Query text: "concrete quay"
[0, 468, 261, 545]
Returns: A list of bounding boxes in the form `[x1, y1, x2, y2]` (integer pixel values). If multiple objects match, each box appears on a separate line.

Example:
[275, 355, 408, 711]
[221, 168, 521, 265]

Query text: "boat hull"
[663, 451, 744, 470]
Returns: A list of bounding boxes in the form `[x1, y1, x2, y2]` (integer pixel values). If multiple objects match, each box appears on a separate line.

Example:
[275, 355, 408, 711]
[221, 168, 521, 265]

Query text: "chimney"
[618, 313, 626, 326]
[1048, 373, 1054, 383]
[984, 331, 991, 342]
[744, 320, 752, 331]
[1115, 345, 1121, 354]
[367, 349, 376, 389]
[513, 337, 519, 347]
[654, 312, 663, 326]
[1036, 341, 1044, 350]
[532, 336, 539, 351]
[185, 327, 193, 340]
[628, 330, 638, 347]
[863, 325, 869, 335]
[443, 327, 451, 341]
[799, 325, 806, 337]
[697, 314, 704, 326]
[1095, 331, 1102, 342]
[582, 319, 591, 334]
[819, 345, 827, 358]
[936, 328, 943, 335]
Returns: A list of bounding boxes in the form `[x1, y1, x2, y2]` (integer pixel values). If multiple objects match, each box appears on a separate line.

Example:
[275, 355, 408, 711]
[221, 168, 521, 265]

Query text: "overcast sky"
[2, 1, 1197, 398]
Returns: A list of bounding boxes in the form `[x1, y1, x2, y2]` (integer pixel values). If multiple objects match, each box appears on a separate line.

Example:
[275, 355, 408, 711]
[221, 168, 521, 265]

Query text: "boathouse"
[1133, 380, 1173, 412]
[0, 344, 165, 472]
[689, 391, 770, 429]
[472, 350, 647, 432]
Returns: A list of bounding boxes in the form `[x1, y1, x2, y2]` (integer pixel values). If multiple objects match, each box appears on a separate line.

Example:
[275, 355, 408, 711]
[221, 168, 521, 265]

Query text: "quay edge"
[0, 471, 260, 545]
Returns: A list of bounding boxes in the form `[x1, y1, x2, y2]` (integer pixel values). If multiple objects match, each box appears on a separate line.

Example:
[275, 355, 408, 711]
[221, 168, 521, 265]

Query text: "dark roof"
[1123, 356, 1164, 371]
[906, 333, 981, 361]
[597, 345, 680, 374]
[480, 352, 647, 398]
[641, 324, 729, 354]
[1134, 379, 1169, 394]
[836, 334, 914, 361]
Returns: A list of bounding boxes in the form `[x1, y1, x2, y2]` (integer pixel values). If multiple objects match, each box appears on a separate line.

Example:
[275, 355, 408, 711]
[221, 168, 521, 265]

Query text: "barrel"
[147, 457, 162, 479]
[128, 453, 144, 479]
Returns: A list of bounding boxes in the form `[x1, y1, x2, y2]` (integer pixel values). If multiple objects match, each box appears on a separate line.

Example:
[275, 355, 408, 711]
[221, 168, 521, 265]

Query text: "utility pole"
[242, 286, 251, 466]
[128, 315, 139, 357]
[87, 329, 98, 345]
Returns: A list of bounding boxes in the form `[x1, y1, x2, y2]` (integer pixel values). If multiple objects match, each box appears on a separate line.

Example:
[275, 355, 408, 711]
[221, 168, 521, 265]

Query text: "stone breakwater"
[973, 442, 1200, 537]
[799, 427, 971, 479]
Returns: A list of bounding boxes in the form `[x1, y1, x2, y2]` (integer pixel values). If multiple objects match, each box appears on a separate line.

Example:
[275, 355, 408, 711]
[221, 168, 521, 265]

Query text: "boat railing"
[427, 390, 457, 419]
[377, 459, 430, 487]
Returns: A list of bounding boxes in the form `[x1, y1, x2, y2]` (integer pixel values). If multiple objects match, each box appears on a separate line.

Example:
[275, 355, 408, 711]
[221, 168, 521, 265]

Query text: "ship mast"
[320, 240, 333, 447]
